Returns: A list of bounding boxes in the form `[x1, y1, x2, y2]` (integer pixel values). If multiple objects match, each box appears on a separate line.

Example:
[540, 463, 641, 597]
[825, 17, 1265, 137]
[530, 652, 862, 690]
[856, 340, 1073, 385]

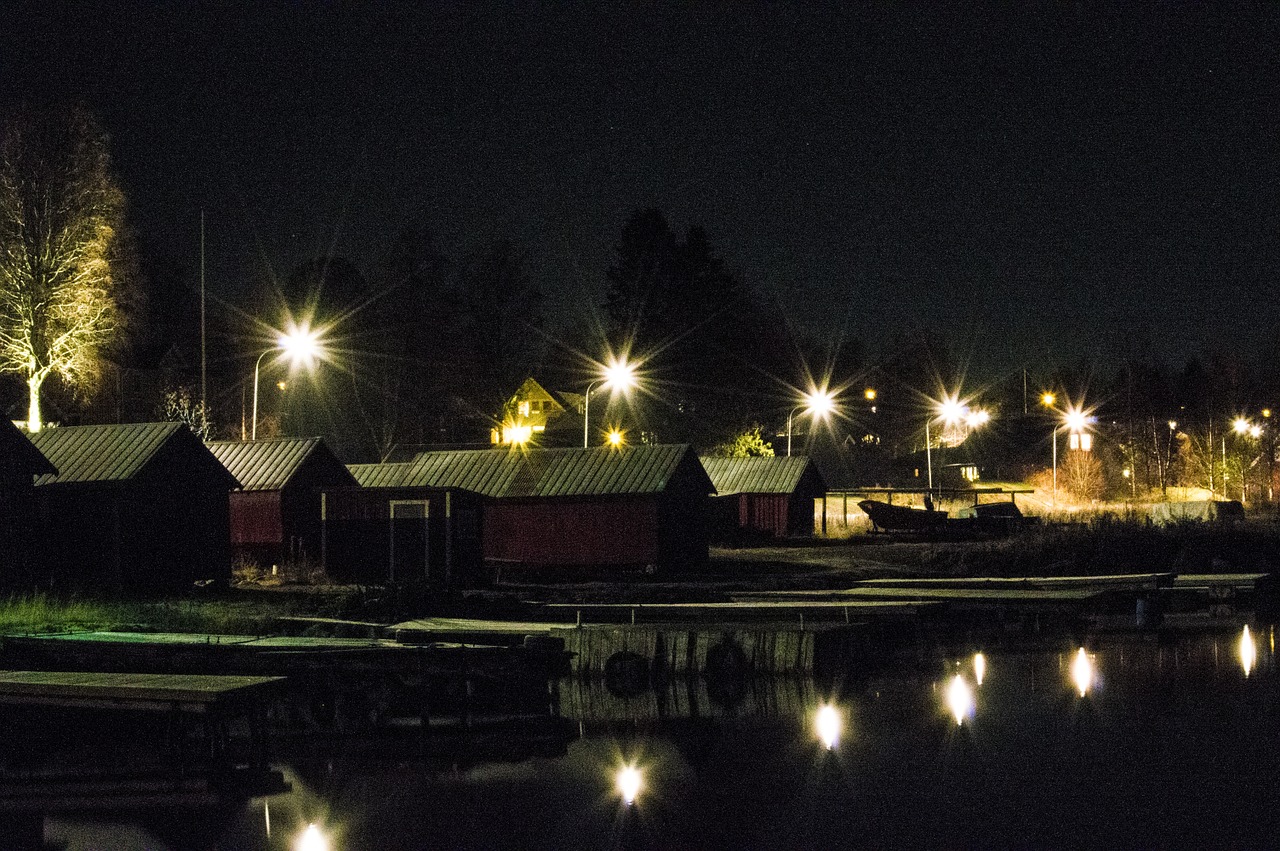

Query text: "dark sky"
[4, 2, 1279, 379]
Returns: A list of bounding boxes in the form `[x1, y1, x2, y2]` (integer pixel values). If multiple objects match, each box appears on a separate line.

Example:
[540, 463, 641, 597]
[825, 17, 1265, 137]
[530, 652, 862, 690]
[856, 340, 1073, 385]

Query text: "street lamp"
[583, 359, 637, 448]
[924, 394, 975, 490]
[787, 388, 837, 456]
[1048, 401, 1091, 507]
[251, 327, 322, 441]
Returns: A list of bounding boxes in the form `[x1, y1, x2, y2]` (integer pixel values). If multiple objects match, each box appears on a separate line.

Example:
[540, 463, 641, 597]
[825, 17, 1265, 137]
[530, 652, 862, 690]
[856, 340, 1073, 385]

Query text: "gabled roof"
[28, 422, 238, 488]
[699, 455, 827, 496]
[347, 461, 415, 488]
[1, 419, 56, 476]
[357, 444, 713, 498]
[207, 438, 357, 492]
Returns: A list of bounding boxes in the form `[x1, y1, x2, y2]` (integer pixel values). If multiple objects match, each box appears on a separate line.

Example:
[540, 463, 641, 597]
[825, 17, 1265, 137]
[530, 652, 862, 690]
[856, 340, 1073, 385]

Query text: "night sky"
[4, 2, 1279, 379]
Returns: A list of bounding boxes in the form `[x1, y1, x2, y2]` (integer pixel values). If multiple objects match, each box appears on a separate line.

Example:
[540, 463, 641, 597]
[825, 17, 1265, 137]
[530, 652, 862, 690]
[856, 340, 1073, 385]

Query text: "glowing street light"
[925, 394, 988, 490]
[252, 325, 323, 441]
[787, 388, 837, 456]
[584, 359, 637, 448]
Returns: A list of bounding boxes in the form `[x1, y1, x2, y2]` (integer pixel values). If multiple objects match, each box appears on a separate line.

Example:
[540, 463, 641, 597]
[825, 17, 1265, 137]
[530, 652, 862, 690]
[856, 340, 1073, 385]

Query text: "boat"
[857, 499, 948, 532]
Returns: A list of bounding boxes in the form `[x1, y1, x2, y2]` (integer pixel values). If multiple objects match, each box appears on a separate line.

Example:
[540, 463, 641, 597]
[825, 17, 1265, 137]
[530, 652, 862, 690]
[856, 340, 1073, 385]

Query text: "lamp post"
[251, 327, 322, 441]
[787, 389, 837, 456]
[583, 360, 636, 448]
[925, 396, 971, 490]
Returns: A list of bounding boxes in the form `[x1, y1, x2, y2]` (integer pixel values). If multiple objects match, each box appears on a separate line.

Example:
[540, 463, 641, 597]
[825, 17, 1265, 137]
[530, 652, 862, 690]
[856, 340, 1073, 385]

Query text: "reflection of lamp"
[584, 360, 636, 448]
[617, 765, 642, 806]
[787, 389, 837, 456]
[252, 327, 322, 441]
[816, 704, 841, 750]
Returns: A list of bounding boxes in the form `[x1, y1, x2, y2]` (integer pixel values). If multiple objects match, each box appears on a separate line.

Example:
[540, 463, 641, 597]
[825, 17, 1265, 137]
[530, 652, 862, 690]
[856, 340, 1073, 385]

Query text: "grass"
[0, 588, 368, 637]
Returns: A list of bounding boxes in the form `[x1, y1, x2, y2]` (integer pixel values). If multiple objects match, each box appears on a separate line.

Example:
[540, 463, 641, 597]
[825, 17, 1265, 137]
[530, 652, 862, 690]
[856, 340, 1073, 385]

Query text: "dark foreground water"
[20, 617, 1280, 850]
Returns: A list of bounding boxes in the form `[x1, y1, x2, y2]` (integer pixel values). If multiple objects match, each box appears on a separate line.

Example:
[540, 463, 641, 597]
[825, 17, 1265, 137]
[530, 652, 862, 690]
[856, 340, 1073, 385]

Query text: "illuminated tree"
[711, 424, 775, 458]
[0, 107, 127, 431]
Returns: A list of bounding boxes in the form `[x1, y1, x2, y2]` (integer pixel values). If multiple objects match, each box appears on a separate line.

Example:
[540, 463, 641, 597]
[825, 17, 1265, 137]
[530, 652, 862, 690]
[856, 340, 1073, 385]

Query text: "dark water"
[23, 618, 1280, 850]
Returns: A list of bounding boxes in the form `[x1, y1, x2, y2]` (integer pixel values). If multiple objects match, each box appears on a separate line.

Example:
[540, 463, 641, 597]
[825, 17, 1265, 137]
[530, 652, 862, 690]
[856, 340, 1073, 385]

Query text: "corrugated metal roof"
[347, 462, 414, 488]
[207, 438, 355, 491]
[699, 456, 820, 496]
[1, 419, 56, 475]
[29, 422, 214, 486]
[360, 444, 712, 498]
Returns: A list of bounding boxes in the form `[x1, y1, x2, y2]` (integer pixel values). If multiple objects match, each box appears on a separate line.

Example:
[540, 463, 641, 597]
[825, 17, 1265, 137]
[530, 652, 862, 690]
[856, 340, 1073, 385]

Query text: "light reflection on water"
[31, 620, 1280, 850]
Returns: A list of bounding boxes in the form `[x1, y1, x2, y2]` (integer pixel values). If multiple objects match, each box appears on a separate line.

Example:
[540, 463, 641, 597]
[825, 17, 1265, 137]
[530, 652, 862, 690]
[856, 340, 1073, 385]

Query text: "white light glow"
[973, 652, 986, 686]
[816, 704, 841, 750]
[805, 388, 837, 418]
[617, 765, 642, 806]
[603, 359, 637, 392]
[1234, 417, 1251, 435]
[946, 674, 973, 726]
[1241, 625, 1257, 677]
[1071, 647, 1094, 697]
[295, 823, 330, 851]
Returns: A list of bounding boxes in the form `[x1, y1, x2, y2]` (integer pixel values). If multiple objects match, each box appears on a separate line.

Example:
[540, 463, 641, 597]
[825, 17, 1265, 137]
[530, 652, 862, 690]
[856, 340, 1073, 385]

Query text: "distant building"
[490, 377, 583, 447]
[0, 419, 57, 589]
[700, 455, 828, 539]
[351, 444, 714, 576]
[28, 423, 239, 594]
[207, 437, 358, 570]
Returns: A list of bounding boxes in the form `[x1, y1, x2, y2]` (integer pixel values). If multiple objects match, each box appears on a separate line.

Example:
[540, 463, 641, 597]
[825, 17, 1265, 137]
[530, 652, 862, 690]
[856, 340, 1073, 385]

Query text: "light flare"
[1071, 647, 1094, 697]
[973, 652, 986, 686]
[617, 765, 642, 806]
[1240, 625, 1257, 677]
[946, 674, 973, 726]
[295, 823, 330, 851]
[816, 704, 841, 750]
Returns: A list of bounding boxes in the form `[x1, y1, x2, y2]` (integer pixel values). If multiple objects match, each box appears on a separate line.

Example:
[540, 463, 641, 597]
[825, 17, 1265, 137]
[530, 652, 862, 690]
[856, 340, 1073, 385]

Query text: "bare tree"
[0, 107, 127, 431]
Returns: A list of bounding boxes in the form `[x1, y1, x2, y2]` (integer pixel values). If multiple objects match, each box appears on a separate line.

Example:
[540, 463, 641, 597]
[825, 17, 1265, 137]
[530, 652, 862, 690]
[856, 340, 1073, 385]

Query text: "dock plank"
[0, 671, 285, 710]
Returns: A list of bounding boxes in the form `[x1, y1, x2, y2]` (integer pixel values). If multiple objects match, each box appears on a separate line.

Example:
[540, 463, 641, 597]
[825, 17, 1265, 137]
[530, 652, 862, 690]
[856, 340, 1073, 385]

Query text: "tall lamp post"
[1054, 406, 1091, 507]
[584, 360, 637, 448]
[925, 396, 970, 491]
[787, 389, 837, 456]
[251, 327, 322, 441]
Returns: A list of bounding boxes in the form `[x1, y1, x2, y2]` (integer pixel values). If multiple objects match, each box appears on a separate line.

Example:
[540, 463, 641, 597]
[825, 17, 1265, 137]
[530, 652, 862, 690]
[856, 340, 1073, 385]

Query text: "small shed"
[207, 438, 357, 570]
[0, 420, 57, 588]
[319, 484, 485, 587]
[28, 423, 239, 594]
[368, 444, 714, 575]
[700, 455, 828, 539]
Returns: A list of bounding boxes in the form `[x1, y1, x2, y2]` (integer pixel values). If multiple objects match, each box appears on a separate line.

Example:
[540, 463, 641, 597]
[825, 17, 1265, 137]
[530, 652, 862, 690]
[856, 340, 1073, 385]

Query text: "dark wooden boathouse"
[208, 437, 357, 570]
[28, 423, 239, 593]
[320, 477, 485, 587]
[356, 444, 714, 577]
[0, 419, 57, 589]
[700, 455, 828, 539]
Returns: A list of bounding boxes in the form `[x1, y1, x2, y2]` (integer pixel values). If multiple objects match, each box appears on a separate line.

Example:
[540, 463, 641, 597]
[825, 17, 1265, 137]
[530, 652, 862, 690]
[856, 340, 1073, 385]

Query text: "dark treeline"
[6, 200, 1277, 495]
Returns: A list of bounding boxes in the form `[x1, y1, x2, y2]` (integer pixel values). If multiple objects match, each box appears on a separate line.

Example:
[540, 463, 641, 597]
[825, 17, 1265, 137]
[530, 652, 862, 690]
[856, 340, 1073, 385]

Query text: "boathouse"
[0, 419, 57, 589]
[319, 482, 485, 586]
[354, 444, 715, 576]
[700, 455, 828, 539]
[207, 438, 357, 570]
[28, 423, 239, 593]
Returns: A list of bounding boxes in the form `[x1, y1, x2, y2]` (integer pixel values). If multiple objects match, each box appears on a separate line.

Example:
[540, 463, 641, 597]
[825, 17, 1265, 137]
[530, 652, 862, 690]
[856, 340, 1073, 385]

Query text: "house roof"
[1, 419, 57, 476]
[207, 438, 357, 492]
[355, 444, 713, 498]
[28, 422, 239, 488]
[699, 455, 826, 496]
[347, 461, 415, 488]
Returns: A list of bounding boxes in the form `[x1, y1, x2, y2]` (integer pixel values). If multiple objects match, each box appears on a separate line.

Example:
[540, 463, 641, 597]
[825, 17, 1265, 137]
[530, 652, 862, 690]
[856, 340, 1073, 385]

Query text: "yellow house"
[492, 378, 579, 445]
